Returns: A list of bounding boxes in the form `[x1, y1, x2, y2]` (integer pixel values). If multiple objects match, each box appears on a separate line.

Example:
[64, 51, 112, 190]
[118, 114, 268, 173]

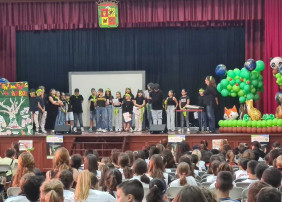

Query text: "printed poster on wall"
[168, 135, 186, 160]
[19, 140, 33, 151]
[212, 139, 227, 150]
[0, 82, 33, 135]
[46, 135, 63, 159]
[98, 0, 119, 28]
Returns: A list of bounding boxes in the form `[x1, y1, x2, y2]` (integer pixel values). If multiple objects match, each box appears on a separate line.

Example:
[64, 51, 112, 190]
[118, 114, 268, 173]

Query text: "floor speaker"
[54, 125, 71, 134]
[149, 124, 166, 134]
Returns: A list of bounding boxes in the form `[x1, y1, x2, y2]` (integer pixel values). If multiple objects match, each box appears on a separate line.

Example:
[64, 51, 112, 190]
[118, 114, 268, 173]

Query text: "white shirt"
[64, 190, 74, 202]
[241, 178, 259, 184]
[209, 181, 236, 189]
[206, 175, 217, 183]
[5, 195, 29, 202]
[131, 175, 153, 188]
[198, 161, 206, 171]
[86, 189, 115, 202]
[235, 170, 248, 180]
[170, 176, 198, 187]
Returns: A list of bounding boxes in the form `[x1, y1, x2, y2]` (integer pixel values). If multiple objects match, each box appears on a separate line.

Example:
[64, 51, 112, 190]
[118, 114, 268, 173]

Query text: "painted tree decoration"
[216, 60, 265, 104]
[0, 82, 33, 135]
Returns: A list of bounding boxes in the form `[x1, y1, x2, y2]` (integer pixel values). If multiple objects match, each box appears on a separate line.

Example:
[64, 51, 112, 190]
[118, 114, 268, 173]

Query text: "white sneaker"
[81, 127, 84, 132]
[97, 128, 102, 132]
[42, 129, 47, 134]
[51, 130, 55, 133]
[187, 128, 190, 132]
[102, 129, 107, 133]
[130, 128, 133, 133]
[73, 127, 77, 132]
[137, 129, 142, 132]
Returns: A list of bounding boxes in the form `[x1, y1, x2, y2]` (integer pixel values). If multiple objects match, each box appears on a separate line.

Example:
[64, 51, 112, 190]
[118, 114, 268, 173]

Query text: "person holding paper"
[113, 91, 123, 132]
[133, 90, 146, 132]
[122, 93, 134, 132]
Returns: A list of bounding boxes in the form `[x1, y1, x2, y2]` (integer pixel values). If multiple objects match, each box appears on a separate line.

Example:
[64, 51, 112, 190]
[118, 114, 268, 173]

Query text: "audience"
[84, 154, 100, 178]
[170, 162, 197, 187]
[226, 150, 236, 166]
[256, 187, 281, 202]
[116, 180, 144, 202]
[248, 181, 271, 202]
[70, 154, 83, 173]
[146, 178, 168, 202]
[118, 153, 133, 179]
[104, 168, 122, 198]
[242, 160, 259, 184]
[255, 162, 268, 180]
[261, 167, 282, 188]
[206, 160, 220, 183]
[40, 179, 64, 202]
[162, 149, 176, 169]
[174, 185, 207, 202]
[276, 155, 282, 173]
[215, 171, 238, 202]
[58, 169, 74, 202]
[131, 158, 152, 188]
[235, 158, 249, 180]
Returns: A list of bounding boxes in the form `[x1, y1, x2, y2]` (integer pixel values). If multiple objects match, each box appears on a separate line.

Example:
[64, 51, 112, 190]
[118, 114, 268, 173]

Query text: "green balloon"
[239, 96, 246, 103]
[237, 120, 243, 127]
[238, 90, 245, 97]
[247, 121, 252, 127]
[217, 84, 222, 92]
[252, 120, 257, 127]
[240, 69, 250, 79]
[251, 80, 258, 87]
[240, 82, 246, 89]
[242, 121, 247, 127]
[231, 92, 237, 97]
[221, 79, 228, 87]
[218, 120, 224, 127]
[257, 120, 262, 128]
[272, 119, 278, 126]
[244, 85, 250, 93]
[278, 119, 282, 126]
[258, 81, 263, 88]
[255, 60, 265, 72]
[232, 85, 240, 92]
[258, 75, 263, 81]
[221, 89, 229, 97]
[261, 120, 267, 127]
[229, 80, 235, 86]
[227, 70, 236, 78]
[275, 73, 281, 79]
[267, 120, 273, 127]
[227, 85, 232, 91]
[251, 87, 256, 94]
[254, 93, 260, 101]
[247, 93, 254, 100]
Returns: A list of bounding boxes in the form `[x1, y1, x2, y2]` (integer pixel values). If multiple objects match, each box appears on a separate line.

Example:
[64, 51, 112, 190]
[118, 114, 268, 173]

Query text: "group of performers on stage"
[29, 76, 218, 134]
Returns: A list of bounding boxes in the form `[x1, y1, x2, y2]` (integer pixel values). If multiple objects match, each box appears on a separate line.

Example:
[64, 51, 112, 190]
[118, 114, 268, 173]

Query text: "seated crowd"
[0, 140, 281, 202]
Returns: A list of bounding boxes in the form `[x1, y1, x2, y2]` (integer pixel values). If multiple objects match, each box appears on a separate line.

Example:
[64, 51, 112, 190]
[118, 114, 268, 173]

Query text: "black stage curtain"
[16, 27, 245, 125]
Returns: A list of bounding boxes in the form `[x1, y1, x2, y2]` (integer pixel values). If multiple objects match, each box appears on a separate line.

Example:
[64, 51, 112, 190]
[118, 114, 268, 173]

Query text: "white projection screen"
[69, 71, 145, 127]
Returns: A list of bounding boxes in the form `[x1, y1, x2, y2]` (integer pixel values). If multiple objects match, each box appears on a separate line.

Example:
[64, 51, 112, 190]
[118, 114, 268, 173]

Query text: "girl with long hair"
[131, 158, 152, 188]
[174, 185, 208, 202]
[103, 168, 122, 198]
[105, 89, 114, 132]
[170, 162, 197, 187]
[146, 178, 168, 202]
[204, 76, 219, 133]
[40, 179, 64, 202]
[118, 153, 133, 179]
[12, 152, 35, 187]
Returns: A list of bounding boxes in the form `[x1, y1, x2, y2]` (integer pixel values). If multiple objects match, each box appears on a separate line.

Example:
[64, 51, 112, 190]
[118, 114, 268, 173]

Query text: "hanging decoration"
[97, 0, 119, 28]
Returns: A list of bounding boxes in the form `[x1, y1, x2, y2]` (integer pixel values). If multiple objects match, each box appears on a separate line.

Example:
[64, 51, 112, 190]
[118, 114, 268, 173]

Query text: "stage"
[0, 132, 281, 172]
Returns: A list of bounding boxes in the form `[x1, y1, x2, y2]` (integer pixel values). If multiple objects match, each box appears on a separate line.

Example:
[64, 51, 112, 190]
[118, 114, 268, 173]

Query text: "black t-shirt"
[198, 95, 205, 107]
[65, 99, 72, 112]
[150, 90, 164, 110]
[114, 98, 123, 107]
[105, 95, 114, 106]
[29, 97, 39, 113]
[37, 96, 44, 109]
[203, 86, 218, 108]
[179, 95, 190, 108]
[135, 97, 145, 105]
[122, 100, 134, 114]
[167, 97, 176, 106]
[70, 95, 84, 113]
[96, 96, 106, 107]
[88, 95, 96, 111]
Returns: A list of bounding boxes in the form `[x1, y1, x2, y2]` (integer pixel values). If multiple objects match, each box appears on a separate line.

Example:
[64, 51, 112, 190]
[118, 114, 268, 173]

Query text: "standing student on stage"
[113, 91, 123, 132]
[47, 89, 61, 133]
[95, 88, 108, 133]
[150, 84, 164, 125]
[123, 88, 134, 100]
[29, 89, 40, 133]
[65, 93, 74, 129]
[122, 94, 134, 132]
[70, 88, 84, 132]
[179, 89, 190, 131]
[88, 88, 96, 133]
[165, 90, 178, 132]
[55, 91, 67, 126]
[105, 89, 114, 132]
[204, 76, 219, 133]
[197, 89, 207, 132]
[133, 90, 146, 132]
[37, 87, 47, 133]
[145, 83, 154, 128]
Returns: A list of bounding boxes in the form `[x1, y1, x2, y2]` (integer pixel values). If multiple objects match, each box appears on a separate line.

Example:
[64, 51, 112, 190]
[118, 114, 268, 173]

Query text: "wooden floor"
[0, 132, 281, 172]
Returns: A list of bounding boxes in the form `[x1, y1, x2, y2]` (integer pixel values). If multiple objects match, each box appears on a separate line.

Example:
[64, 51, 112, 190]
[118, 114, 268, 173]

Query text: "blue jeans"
[146, 104, 153, 127]
[180, 112, 189, 128]
[105, 105, 113, 130]
[73, 112, 83, 128]
[198, 111, 207, 131]
[96, 107, 107, 130]
[206, 105, 215, 132]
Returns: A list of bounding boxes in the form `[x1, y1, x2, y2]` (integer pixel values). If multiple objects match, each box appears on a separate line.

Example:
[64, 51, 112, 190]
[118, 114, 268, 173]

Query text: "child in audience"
[105, 89, 114, 131]
[165, 90, 178, 132]
[36, 89, 47, 133]
[178, 89, 190, 132]
[242, 160, 259, 184]
[215, 171, 239, 202]
[192, 149, 206, 171]
[131, 158, 152, 188]
[29, 89, 40, 133]
[71, 154, 82, 173]
[226, 150, 237, 166]
[84, 154, 100, 179]
[111, 149, 121, 168]
[0, 148, 17, 183]
[122, 93, 134, 132]
[209, 162, 234, 189]
[58, 170, 74, 201]
[118, 153, 133, 179]
[116, 180, 144, 202]
[248, 181, 271, 202]
[146, 178, 168, 202]
[95, 88, 108, 133]
[113, 91, 123, 132]
[256, 187, 281, 202]
[197, 88, 207, 132]
[133, 90, 146, 132]
[261, 167, 282, 188]
[170, 162, 197, 187]
[75, 170, 115, 202]
[40, 179, 64, 202]
[65, 93, 74, 129]
[161, 149, 176, 169]
[206, 160, 220, 183]
[104, 168, 122, 198]
[235, 158, 249, 180]
[276, 155, 282, 173]
[88, 88, 96, 132]
[70, 88, 84, 132]
[174, 185, 207, 202]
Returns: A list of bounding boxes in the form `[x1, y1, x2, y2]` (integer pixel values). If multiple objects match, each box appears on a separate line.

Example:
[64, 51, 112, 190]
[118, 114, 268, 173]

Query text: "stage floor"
[0, 132, 281, 172]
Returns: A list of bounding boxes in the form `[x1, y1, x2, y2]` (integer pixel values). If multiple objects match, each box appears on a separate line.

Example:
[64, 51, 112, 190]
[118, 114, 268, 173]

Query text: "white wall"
[69, 71, 145, 127]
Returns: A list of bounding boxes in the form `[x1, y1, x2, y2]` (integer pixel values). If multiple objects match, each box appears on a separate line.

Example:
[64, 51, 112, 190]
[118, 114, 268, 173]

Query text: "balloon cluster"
[216, 59, 265, 103]
[270, 57, 282, 86]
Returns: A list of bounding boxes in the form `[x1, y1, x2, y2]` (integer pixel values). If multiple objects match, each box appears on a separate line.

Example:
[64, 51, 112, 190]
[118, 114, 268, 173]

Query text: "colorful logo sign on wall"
[97, 0, 119, 28]
[0, 82, 33, 135]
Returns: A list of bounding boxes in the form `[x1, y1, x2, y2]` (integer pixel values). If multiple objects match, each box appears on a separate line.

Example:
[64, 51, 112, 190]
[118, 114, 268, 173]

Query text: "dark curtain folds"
[264, 0, 282, 114]
[16, 27, 245, 123]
